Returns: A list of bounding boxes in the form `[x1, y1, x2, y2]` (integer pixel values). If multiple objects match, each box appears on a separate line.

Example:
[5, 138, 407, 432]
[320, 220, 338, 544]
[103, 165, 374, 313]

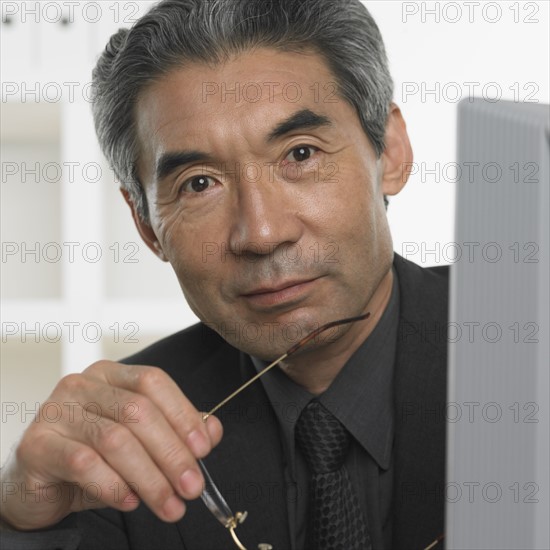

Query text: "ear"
[380, 103, 414, 196]
[120, 188, 168, 262]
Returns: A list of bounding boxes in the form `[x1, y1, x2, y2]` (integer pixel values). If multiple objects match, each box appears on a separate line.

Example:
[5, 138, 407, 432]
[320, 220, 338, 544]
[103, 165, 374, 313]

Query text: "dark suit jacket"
[4, 255, 448, 550]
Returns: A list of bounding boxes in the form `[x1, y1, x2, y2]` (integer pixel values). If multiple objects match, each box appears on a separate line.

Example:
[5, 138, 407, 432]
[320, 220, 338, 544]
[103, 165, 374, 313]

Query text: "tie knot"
[295, 400, 350, 474]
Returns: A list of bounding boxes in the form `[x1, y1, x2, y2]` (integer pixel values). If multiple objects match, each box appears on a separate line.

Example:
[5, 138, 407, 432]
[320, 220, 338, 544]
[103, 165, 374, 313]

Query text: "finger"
[54, 386, 204, 509]
[54, 422, 189, 522]
[35, 433, 144, 515]
[85, 363, 224, 453]
[52, 369, 213, 514]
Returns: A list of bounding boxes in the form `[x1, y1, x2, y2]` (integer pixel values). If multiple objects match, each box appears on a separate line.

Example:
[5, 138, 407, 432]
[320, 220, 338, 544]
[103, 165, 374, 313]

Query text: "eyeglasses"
[198, 313, 370, 549]
[196, 311, 444, 550]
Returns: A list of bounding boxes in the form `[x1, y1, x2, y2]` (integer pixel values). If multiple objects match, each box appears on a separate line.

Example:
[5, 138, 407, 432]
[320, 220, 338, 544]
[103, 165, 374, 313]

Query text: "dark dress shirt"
[250, 268, 400, 550]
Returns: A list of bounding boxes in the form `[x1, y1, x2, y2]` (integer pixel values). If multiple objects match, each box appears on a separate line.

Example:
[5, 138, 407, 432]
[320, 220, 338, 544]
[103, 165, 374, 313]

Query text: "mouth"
[241, 277, 322, 308]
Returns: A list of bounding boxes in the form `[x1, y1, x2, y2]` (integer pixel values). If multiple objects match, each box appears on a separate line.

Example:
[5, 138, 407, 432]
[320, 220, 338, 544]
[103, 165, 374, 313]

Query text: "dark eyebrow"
[266, 109, 333, 142]
[155, 150, 214, 182]
[154, 109, 331, 181]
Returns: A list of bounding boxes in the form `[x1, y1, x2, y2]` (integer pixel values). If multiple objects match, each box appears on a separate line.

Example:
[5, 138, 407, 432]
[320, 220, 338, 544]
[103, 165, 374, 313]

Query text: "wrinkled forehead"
[136, 47, 339, 125]
[132, 47, 359, 180]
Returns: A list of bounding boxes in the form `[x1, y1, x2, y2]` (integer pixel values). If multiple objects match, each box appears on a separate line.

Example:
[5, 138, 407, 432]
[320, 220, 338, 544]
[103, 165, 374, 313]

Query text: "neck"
[278, 268, 394, 395]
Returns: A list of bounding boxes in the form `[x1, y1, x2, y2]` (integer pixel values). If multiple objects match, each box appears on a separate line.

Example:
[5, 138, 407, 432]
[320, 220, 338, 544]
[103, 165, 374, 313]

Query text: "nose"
[227, 170, 303, 258]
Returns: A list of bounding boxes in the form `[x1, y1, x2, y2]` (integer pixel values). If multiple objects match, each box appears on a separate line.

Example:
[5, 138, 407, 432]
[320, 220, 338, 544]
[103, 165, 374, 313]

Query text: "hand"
[0, 361, 223, 531]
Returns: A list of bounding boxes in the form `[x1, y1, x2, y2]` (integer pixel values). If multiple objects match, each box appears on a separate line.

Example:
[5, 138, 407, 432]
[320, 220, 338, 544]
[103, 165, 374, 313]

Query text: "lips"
[242, 278, 317, 296]
[240, 277, 322, 309]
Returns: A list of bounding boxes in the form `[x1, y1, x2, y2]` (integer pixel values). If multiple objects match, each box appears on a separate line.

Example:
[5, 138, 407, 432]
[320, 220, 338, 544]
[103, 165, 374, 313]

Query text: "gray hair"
[92, 0, 394, 222]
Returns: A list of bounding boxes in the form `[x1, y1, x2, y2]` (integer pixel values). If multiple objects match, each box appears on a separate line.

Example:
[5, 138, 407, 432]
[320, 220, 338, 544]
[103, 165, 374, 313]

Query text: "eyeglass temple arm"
[202, 312, 370, 421]
[424, 534, 444, 550]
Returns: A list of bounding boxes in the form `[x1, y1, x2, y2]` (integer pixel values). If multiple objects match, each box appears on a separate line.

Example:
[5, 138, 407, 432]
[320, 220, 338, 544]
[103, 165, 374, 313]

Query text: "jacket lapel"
[391, 256, 448, 549]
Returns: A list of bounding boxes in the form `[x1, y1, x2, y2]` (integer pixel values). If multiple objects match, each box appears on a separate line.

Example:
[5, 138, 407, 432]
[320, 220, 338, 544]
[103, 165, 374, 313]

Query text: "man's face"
[133, 48, 405, 359]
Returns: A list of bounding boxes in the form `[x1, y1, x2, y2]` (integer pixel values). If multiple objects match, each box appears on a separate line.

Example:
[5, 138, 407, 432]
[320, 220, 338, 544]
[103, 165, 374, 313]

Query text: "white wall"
[367, 0, 550, 265]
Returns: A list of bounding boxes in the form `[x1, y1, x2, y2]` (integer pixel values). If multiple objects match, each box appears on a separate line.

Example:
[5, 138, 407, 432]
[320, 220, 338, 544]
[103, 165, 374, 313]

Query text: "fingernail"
[205, 415, 222, 441]
[187, 429, 210, 457]
[180, 469, 203, 496]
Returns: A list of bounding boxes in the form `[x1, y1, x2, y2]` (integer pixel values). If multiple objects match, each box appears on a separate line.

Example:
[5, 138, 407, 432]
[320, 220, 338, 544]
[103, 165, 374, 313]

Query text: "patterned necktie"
[295, 400, 372, 550]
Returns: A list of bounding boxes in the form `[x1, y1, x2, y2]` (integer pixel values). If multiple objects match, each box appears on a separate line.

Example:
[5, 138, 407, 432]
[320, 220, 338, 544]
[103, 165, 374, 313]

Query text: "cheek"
[160, 232, 225, 321]
[323, 161, 389, 264]
[318, 160, 378, 227]
[151, 207, 234, 318]
[152, 209, 212, 283]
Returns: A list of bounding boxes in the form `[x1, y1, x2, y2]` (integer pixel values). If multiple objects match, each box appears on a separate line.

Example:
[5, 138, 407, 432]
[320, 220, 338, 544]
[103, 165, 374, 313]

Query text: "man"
[0, 0, 447, 548]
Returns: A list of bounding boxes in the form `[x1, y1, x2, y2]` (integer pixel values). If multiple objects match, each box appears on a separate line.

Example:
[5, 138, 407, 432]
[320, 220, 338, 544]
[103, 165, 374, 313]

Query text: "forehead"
[136, 49, 350, 139]
[138, 47, 337, 116]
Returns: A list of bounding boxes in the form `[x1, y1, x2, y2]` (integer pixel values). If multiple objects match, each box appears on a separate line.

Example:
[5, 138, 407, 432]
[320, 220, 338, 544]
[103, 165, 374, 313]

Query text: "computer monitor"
[447, 98, 549, 549]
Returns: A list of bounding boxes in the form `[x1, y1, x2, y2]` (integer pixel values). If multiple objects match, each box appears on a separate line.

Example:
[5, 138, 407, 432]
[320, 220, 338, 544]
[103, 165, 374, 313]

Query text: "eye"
[180, 175, 216, 194]
[284, 145, 318, 163]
